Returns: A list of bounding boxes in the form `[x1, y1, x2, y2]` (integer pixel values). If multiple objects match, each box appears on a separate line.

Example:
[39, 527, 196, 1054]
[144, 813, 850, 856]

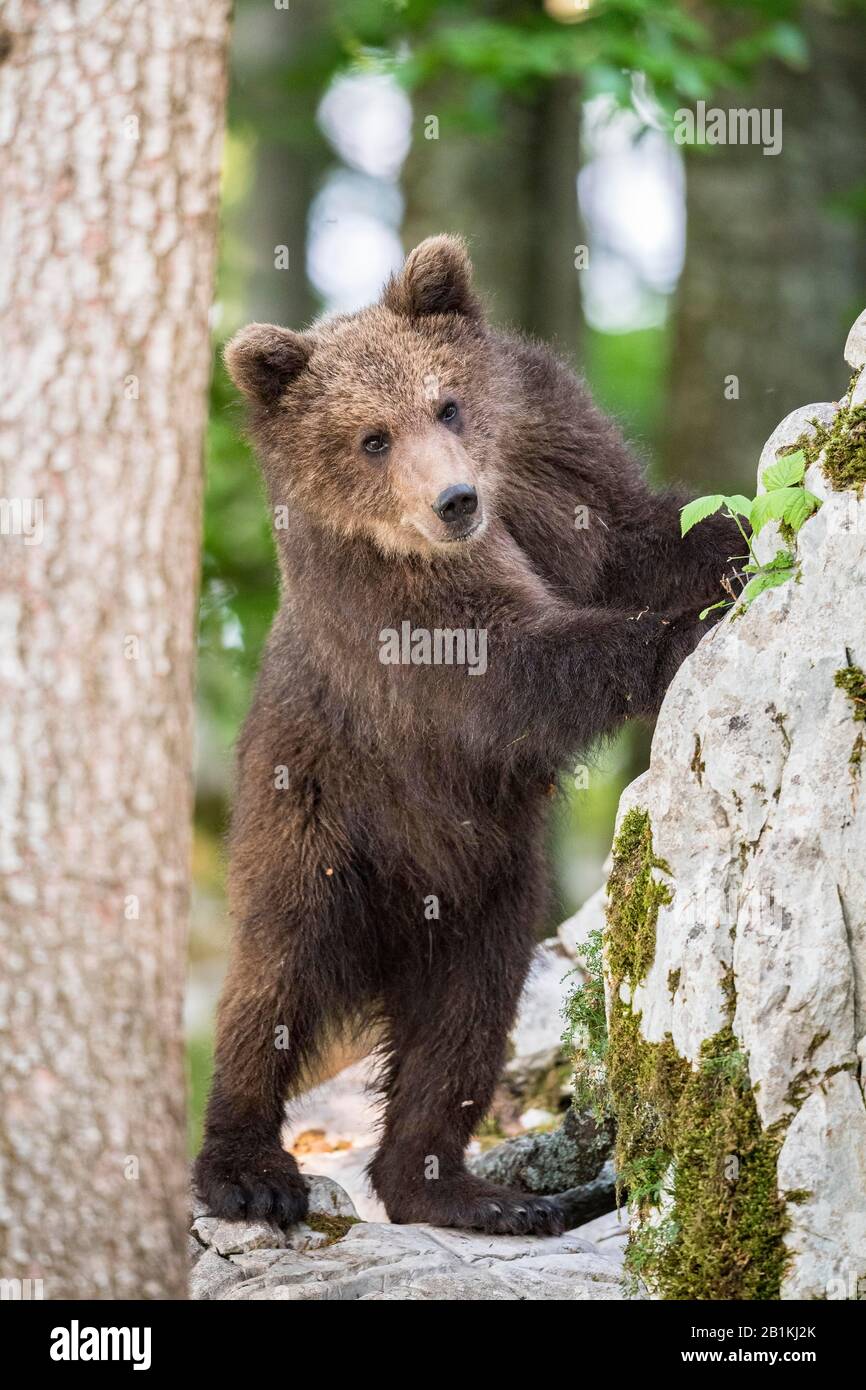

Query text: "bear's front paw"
[378, 1170, 565, 1236]
[193, 1140, 309, 1227]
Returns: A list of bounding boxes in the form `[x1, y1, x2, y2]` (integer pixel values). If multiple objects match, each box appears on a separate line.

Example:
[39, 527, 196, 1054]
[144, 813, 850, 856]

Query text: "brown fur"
[194, 236, 740, 1234]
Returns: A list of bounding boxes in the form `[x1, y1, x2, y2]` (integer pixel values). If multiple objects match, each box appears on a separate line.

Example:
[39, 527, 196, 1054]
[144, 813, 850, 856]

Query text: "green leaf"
[739, 567, 796, 606]
[781, 489, 822, 533]
[699, 600, 731, 620]
[722, 494, 754, 518]
[749, 487, 804, 535]
[764, 548, 797, 571]
[762, 450, 805, 491]
[680, 495, 725, 537]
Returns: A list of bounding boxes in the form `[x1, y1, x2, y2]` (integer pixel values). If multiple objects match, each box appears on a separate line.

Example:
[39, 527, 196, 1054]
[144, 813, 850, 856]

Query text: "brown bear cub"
[195, 236, 739, 1235]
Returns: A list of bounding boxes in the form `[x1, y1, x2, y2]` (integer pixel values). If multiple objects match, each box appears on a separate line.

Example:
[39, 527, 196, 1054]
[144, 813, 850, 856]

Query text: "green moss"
[771, 710, 791, 751]
[668, 968, 681, 998]
[605, 807, 672, 986]
[783, 1068, 819, 1112]
[625, 1213, 679, 1292]
[601, 809, 789, 1300]
[610, 1002, 789, 1299]
[715, 965, 737, 1019]
[608, 1002, 687, 1205]
[834, 665, 866, 715]
[569, 811, 678, 1123]
[807, 1030, 831, 1058]
[658, 1026, 788, 1300]
[305, 1212, 360, 1245]
[690, 735, 705, 785]
[835, 664, 866, 774]
[618, 1149, 672, 1207]
[783, 388, 866, 494]
[566, 808, 672, 1119]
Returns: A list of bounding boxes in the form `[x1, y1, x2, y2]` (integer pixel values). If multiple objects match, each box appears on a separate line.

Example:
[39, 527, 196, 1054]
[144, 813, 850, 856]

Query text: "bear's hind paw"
[382, 1173, 566, 1237]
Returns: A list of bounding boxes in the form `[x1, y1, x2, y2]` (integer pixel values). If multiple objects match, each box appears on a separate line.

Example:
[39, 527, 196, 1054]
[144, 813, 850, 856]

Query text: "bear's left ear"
[224, 323, 312, 406]
[382, 235, 481, 322]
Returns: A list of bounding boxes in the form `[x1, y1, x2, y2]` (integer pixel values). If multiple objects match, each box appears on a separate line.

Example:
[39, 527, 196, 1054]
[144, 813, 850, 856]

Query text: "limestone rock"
[844, 308, 866, 369]
[190, 1249, 248, 1301]
[190, 1175, 361, 1272]
[469, 1106, 614, 1197]
[188, 1180, 633, 1301]
[598, 323, 866, 1299]
[305, 1174, 360, 1222]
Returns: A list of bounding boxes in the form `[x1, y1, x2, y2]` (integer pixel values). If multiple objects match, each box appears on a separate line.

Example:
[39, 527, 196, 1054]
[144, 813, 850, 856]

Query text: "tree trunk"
[662, 7, 866, 492]
[0, 0, 230, 1299]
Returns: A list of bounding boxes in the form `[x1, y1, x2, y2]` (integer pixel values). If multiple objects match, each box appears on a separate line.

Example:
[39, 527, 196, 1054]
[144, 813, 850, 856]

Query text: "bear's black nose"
[433, 483, 478, 524]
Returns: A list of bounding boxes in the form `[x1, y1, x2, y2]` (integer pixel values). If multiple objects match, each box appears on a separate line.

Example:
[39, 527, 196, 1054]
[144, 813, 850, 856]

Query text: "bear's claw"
[194, 1144, 309, 1228]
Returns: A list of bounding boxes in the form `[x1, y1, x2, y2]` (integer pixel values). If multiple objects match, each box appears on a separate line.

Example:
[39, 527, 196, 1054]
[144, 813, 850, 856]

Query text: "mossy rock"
[586, 807, 789, 1300]
[783, 385, 866, 494]
[835, 663, 866, 773]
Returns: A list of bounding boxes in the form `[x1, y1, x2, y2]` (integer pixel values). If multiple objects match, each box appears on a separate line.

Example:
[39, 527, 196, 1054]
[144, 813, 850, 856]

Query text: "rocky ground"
[189, 1174, 631, 1301]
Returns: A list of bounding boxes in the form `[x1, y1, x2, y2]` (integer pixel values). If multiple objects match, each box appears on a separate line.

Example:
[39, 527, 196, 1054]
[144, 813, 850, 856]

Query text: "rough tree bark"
[0, 0, 231, 1299]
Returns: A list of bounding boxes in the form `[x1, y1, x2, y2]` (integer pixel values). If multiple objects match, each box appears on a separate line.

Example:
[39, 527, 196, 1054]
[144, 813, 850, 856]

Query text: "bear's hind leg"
[369, 901, 564, 1236]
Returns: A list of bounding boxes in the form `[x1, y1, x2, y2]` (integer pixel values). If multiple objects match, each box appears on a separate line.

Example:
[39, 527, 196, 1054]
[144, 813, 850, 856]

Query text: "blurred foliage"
[225, 0, 865, 145]
[584, 324, 670, 472]
[327, 0, 822, 118]
[200, 357, 277, 756]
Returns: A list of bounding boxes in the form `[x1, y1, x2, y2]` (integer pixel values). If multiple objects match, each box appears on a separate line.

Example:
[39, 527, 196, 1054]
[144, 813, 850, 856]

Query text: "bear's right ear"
[382, 235, 481, 322]
[224, 324, 312, 405]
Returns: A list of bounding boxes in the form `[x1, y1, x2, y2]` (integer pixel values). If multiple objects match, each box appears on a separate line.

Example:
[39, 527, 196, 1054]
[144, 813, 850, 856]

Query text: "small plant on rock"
[681, 449, 822, 619]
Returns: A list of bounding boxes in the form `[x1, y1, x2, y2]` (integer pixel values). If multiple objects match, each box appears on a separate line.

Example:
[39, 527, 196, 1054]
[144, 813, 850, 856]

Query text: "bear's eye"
[438, 401, 459, 426]
[363, 433, 390, 456]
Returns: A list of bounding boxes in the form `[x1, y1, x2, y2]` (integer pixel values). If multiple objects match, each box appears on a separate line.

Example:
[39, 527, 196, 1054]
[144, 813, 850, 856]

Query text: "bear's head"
[225, 236, 510, 557]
